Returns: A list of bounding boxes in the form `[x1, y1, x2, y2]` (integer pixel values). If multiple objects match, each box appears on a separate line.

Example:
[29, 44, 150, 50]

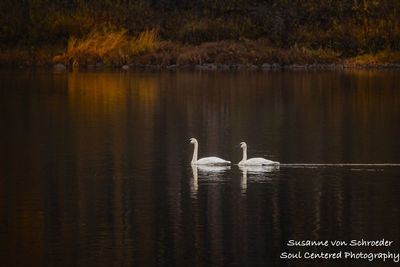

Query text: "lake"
[1, 69, 400, 266]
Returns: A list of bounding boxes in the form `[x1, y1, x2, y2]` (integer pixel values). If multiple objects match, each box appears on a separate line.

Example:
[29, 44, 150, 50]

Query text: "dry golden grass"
[49, 33, 400, 68]
[54, 36, 339, 67]
[54, 28, 159, 66]
[131, 28, 159, 54]
[346, 50, 400, 65]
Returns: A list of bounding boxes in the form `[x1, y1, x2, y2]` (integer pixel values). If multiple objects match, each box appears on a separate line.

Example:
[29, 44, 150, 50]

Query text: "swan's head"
[189, 138, 197, 144]
[239, 142, 247, 149]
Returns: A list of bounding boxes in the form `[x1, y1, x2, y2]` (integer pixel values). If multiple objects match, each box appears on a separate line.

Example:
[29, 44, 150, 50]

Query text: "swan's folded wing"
[245, 158, 278, 166]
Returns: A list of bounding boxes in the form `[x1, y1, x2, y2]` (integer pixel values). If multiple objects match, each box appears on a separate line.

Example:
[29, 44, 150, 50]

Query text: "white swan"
[190, 138, 231, 165]
[238, 142, 279, 166]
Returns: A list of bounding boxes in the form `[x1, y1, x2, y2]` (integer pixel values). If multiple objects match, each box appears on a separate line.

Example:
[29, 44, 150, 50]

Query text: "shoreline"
[2, 44, 400, 71]
[4, 62, 400, 71]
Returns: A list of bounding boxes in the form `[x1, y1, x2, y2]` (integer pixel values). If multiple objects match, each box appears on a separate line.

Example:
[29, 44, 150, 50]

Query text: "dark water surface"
[1, 70, 400, 266]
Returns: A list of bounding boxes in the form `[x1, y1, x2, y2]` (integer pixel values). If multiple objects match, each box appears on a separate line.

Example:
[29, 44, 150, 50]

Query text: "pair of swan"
[190, 138, 279, 166]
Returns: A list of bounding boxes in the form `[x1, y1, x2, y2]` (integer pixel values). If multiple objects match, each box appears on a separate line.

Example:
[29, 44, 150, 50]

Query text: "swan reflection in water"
[190, 165, 279, 197]
[190, 165, 231, 198]
[239, 165, 280, 194]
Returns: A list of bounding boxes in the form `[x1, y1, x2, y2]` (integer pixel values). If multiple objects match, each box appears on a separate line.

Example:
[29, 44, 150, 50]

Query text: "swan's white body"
[238, 142, 279, 166]
[190, 138, 230, 166]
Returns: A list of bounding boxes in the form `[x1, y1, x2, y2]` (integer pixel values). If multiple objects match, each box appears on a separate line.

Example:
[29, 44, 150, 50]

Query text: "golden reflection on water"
[1, 70, 400, 266]
[62, 70, 400, 265]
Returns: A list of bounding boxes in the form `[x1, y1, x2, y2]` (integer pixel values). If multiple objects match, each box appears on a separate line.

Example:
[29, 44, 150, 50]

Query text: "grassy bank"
[2, 29, 400, 69]
[345, 50, 400, 66]
[50, 28, 340, 67]
[3, 1, 400, 69]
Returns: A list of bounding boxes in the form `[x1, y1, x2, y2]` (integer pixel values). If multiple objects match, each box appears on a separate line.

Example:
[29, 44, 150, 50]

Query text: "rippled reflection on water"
[0, 70, 400, 266]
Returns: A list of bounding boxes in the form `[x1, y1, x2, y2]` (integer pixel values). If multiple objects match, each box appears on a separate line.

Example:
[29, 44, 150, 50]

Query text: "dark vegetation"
[1, 0, 400, 67]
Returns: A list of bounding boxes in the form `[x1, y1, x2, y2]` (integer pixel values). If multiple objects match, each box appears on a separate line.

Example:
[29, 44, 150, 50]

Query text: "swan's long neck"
[240, 146, 247, 163]
[191, 142, 198, 164]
